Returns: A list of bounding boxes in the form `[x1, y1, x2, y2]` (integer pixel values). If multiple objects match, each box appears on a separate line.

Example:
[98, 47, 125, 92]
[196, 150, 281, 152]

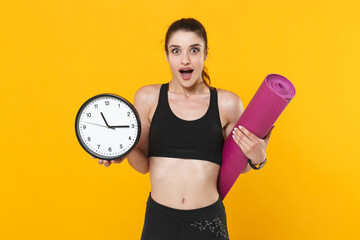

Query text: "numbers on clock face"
[77, 95, 140, 158]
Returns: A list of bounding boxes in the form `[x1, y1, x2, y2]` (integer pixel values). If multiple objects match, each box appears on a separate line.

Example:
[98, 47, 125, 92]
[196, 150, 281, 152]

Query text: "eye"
[191, 48, 200, 53]
[171, 48, 180, 54]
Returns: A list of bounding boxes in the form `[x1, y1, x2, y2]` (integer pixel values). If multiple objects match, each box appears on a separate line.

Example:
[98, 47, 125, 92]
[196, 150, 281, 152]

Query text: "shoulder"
[216, 88, 244, 123]
[135, 84, 162, 97]
[133, 84, 163, 118]
[134, 84, 162, 106]
[216, 88, 244, 112]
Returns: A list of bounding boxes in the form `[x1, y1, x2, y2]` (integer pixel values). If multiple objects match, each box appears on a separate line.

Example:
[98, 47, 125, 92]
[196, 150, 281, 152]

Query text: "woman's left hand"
[232, 125, 275, 165]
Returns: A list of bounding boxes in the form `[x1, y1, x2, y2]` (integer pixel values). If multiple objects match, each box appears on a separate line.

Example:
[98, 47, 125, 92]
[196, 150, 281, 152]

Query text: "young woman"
[96, 18, 273, 240]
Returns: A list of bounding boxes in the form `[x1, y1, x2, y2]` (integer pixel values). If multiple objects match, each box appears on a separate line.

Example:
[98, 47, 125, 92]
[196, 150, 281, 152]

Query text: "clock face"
[75, 94, 141, 160]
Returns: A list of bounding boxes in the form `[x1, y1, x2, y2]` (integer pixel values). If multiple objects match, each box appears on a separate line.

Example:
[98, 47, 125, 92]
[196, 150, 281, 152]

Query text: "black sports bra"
[148, 83, 224, 165]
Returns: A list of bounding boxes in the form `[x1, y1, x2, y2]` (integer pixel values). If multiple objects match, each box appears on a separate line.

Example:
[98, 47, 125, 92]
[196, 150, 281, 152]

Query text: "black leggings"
[141, 192, 230, 240]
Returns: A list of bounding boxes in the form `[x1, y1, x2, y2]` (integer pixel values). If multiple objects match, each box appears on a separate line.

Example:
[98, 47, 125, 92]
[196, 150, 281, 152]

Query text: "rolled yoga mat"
[218, 74, 296, 199]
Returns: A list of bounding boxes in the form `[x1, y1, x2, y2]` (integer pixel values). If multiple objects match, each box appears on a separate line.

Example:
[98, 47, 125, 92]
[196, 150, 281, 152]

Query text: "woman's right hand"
[92, 156, 126, 167]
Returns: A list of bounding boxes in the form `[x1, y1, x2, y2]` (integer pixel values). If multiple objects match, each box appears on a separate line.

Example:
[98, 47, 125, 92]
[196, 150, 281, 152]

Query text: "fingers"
[103, 160, 112, 167]
[97, 159, 112, 167]
[92, 155, 125, 167]
[232, 125, 270, 164]
[237, 126, 258, 142]
[92, 156, 124, 167]
[232, 126, 260, 157]
[232, 127, 252, 148]
[232, 133, 248, 151]
[93, 157, 112, 167]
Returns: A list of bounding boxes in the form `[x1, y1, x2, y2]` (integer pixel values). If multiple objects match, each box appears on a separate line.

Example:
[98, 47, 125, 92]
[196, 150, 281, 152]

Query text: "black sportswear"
[148, 83, 224, 165]
[141, 192, 230, 240]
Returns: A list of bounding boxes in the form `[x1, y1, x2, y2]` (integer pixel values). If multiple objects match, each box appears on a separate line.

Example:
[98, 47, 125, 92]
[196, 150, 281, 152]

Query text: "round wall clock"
[75, 94, 141, 160]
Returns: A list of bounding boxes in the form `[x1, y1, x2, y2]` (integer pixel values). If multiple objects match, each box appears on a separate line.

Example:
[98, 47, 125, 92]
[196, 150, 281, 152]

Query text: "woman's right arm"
[98, 85, 155, 174]
[125, 86, 153, 174]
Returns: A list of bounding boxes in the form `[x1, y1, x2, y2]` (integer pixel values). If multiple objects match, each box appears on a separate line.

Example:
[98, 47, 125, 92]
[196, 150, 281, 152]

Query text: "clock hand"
[85, 122, 115, 130]
[100, 112, 115, 129]
[109, 125, 130, 128]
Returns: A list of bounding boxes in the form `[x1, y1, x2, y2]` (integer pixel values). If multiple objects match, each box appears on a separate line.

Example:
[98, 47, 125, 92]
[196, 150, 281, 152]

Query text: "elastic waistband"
[146, 192, 225, 222]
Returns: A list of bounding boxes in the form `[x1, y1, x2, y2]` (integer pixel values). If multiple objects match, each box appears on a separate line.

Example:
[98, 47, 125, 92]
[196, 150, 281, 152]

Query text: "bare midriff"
[149, 156, 221, 210]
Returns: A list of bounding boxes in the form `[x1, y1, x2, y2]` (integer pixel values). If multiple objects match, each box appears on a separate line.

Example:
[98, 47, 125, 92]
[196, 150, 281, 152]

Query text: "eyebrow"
[169, 44, 202, 48]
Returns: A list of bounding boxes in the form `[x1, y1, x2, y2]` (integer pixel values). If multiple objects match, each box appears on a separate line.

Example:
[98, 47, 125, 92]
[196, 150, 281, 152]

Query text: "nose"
[181, 52, 190, 65]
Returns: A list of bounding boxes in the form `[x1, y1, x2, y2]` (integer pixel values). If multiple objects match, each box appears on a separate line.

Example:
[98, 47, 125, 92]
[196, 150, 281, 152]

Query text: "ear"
[204, 46, 209, 61]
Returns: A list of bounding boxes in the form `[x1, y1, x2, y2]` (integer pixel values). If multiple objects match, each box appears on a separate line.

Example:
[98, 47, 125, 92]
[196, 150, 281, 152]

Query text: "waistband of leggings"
[146, 192, 225, 222]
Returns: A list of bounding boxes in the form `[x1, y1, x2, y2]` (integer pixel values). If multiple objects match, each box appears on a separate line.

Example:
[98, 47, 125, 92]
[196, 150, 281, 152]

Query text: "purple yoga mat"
[218, 74, 296, 199]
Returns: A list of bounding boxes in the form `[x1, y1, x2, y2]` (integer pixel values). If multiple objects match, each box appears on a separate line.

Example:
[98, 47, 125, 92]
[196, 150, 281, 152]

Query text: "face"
[166, 30, 208, 88]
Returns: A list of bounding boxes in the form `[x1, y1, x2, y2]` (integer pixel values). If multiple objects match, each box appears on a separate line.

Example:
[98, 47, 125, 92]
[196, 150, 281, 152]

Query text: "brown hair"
[164, 18, 211, 87]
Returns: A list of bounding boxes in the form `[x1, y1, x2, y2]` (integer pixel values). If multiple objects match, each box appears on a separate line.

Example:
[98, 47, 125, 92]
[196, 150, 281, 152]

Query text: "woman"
[96, 18, 273, 240]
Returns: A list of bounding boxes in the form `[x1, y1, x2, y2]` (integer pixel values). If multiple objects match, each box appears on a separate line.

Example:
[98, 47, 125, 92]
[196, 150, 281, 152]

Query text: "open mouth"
[179, 69, 194, 74]
[179, 69, 193, 80]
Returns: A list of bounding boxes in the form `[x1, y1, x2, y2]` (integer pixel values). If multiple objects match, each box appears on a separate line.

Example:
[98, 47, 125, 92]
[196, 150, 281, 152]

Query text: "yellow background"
[1, 0, 359, 239]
